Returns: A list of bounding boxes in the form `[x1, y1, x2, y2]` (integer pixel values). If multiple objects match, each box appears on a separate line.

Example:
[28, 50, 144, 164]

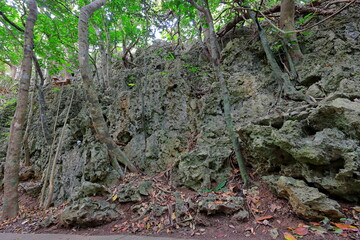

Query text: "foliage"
[204, 178, 228, 193]
[0, 0, 331, 81]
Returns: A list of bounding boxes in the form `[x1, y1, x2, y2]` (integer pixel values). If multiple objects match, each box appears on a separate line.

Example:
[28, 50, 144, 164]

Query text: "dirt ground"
[0, 172, 359, 240]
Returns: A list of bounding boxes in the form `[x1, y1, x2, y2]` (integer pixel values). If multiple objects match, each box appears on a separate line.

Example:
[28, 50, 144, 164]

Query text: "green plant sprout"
[188, 66, 198, 73]
[204, 179, 228, 193]
[52, 87, 60, 93]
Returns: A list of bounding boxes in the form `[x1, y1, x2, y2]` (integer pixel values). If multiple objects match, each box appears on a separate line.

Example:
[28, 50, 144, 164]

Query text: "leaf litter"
[0, 172, 359, 240]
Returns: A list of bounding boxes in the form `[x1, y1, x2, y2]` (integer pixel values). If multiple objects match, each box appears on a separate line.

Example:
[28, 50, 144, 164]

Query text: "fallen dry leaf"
[283, 232, 296, 240]
[332, 222, 358, 232]
[269, 203, 281, 212]
[294, 226, 308, 236]
[256, 215, 273, 223]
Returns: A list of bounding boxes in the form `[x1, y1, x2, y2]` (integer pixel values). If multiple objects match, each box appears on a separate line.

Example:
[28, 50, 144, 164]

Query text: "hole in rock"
[301, 75, 321, 87]
[116, 132, 133, 145]
[302, 125, 317, 136]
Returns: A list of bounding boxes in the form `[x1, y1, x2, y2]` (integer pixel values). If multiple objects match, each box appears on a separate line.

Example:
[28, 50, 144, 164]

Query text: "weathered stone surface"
[263, 175, 344, 220]
[197, 193, 246, 215]
[24, 5, 360, 210]
[19, 166, 35, 181]
[306, 84, 325, 98]
[19, 181, 42, 197]
[238, 96, 360, 202]
[231, 210, 249, 222]
[59, 198, 119, 227]
[308, 98, 360, 139]
[272, 121, 357, 166]
[116, 181, 153, 203]
[70, 181, 110, 201]
[176, 148, 231, 191]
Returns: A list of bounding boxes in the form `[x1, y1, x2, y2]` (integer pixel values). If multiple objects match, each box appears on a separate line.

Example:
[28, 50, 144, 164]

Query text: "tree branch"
[186, 0, 205, 12]
[217, 1, 338, 37]
[0, 11, 25, 32]
[258, 0, 356, 34]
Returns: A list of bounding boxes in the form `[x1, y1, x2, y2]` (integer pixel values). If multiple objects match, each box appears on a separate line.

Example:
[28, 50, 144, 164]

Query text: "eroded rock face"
[19, 181, 42, 197]
[70, 181, 110, 201]
[263, 176, 344, 220]
[238, 97, 360, 202]
[115, 181, 153, 203]
[197, 193, 246, 215]
[25, 5, 360, 218]
[59, 198, 119, 227]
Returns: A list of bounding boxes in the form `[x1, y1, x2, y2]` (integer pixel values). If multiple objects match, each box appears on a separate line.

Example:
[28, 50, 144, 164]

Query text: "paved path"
[0, 233, 187, 240]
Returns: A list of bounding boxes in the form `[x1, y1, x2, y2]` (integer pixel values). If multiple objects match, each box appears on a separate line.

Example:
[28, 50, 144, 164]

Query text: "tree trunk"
[33, 55, 52, 144]
[44, 89, 75, 209]
[23, 72, 38, 166]
[187, 0, 250, 187]
[2, 0, 37, 220]
[94, 26, 107, 88]
[78, 0, 137, 175]
[279, 0, 303, 65]
[247, 9, 312, 103]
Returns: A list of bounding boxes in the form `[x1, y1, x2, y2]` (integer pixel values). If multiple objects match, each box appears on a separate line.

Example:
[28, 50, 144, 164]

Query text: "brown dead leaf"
[256, 215, 273, 223]
[120, 226, 128, 232]
[332, 222, 358, 232]
[269, 203, 281, 212]
[294, 226, 308, 236]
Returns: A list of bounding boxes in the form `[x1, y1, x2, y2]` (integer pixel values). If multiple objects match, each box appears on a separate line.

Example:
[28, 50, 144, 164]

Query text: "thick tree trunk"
[279, 0, 303, 65]
[2, 0, 37, 220]
[187, 0, 250, 187]
[78, 0, 137, 175]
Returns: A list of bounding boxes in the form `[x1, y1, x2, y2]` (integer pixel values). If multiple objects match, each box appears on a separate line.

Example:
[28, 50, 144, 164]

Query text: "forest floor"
[0, 171, 359, 240]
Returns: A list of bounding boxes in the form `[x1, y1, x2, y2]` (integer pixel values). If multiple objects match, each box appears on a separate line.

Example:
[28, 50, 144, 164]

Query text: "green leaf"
[321, 217, 330, 224]
[333, 228, 343, 234]
[215, 180, 227, 191]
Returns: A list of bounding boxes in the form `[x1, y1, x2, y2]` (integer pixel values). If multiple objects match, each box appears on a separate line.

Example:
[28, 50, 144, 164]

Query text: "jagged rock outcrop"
[59, 197, 119, 227]
[238, 96, 360, 202]
[197, 193, 247, 215]
[263, 175, 345, 220]
[236, 6, 360, 203]
[18, 5, 360, 222]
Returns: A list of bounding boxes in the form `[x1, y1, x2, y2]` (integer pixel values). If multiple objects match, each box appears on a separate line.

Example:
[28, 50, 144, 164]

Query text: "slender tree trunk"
[247, 9, 311, 103]
[23, 72, 38, 166]
[44, 89, 75, 209]
[280, 0, 303, 65]
[187, 0, 250, 187]
[10, 65, 19, 81]
[103, 19, 111, 87]
[78, 0, 137, 175]
[0, 61, 19, 81]
[94, 26, 107, 88]
[33, 55, 52, 144]
[2, 0, 37, 220]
